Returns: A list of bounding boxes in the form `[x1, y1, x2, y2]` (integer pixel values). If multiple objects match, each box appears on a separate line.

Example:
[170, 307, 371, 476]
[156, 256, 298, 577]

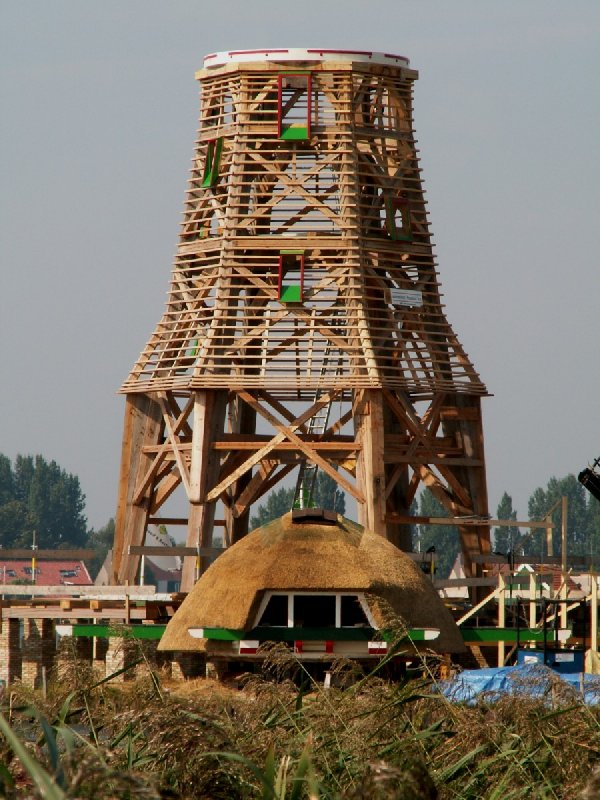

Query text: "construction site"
[2, 48, 599, 691]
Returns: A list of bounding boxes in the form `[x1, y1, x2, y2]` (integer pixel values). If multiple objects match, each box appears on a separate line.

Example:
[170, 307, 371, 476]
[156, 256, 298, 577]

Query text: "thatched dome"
[158, 513, 465, 654]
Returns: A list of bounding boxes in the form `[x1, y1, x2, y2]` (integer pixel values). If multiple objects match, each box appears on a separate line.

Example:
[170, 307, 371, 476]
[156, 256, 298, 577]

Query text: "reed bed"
[0, 641, 599, 799]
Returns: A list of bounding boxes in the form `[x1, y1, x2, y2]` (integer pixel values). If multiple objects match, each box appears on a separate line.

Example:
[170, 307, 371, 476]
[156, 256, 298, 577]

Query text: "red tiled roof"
[0, 559, 92, 587]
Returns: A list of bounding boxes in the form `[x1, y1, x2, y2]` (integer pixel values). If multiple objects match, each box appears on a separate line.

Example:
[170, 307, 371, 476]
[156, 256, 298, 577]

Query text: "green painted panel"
[71, 624, 166, 640]
[201, 137, 223, 187]
[203, 627, 436, 643]
[280, 125, 309, 141]
[280, 285, 302, 303]
[461, 627, 561, 643]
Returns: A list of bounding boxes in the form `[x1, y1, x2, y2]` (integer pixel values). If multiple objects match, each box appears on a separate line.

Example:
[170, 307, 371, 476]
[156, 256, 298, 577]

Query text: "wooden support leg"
[442, 395, 490, 600]
[224, 395, 256, 545]
[181, 390, 227, 591]
[382, 399, 412, 550]
[354, 390, 386, 536]
[113, 394, 163, 584]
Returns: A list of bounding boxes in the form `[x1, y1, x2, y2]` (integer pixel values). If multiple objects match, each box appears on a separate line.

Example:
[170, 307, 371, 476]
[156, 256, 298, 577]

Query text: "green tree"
[0, 454, 15, 506]
[0, 500, 32, 548]
[493, 492, 519, 554]
[250, 486, 295, 530]
[527, 474, 591, 557]
[311, 472, 346, 515]
[416, 489, 459, 579]
[0, 454, 88, 549]
[249, 471, 347, 530]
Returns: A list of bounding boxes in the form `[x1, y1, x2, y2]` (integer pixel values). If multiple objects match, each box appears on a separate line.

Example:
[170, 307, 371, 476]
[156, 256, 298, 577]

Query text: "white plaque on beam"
[390, 288, 423, 307]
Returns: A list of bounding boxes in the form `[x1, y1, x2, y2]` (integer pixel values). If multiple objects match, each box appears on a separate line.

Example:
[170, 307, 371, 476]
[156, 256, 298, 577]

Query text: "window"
[385, 197, 412, 241]
[59, 569, 78, 578]
[23, 567, 40, 576]
[278, 251, 305, 303]
[259, 594, 289, 627]
[256, 592, 372, 630]
[201, 138, 223, 188]
[278, 74, 311, 140]
[294, 594, 336, 628]
[340, 595, 370, 627]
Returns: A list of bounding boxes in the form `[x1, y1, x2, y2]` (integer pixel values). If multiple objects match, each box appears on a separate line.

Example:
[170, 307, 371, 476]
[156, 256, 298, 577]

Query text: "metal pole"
[31, 530, 37, 585]
[560, 496, 568, 630]
[543, 599, 548, 666]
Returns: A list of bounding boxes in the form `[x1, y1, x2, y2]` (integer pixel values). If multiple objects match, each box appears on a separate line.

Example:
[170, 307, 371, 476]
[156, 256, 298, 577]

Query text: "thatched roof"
[158, 513, 465, 654]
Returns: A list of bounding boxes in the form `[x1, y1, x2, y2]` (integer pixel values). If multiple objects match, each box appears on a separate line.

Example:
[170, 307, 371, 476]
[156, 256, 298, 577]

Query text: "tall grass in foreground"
[0, 640, 599, 798]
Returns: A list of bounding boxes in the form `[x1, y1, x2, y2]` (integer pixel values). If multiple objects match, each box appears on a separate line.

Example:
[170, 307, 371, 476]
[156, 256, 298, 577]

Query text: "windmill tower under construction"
[111, 48, 491, 591]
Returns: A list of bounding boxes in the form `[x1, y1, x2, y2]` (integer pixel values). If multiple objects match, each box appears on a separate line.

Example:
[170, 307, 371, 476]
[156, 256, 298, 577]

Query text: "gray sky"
[1, 1, 599, 530]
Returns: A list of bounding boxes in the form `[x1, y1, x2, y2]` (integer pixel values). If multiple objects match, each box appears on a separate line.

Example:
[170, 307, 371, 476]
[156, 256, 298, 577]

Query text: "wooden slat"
[0, 585, 158, 597]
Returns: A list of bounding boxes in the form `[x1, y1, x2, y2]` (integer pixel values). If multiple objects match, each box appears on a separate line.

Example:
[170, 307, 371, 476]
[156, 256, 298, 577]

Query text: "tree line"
[0, 454, 112, 577]
[1, 452, 599, 581]
[417, 474, 600, 578]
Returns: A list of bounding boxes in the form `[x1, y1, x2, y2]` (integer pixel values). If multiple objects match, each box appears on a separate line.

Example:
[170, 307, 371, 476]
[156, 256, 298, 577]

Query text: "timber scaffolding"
[111, 48, 492, 592]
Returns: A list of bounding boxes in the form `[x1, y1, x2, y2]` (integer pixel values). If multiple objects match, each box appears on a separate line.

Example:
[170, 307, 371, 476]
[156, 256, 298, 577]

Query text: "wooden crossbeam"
[236, 389, 365, 503]
[157, 392, 192, 496]
[205, 390, 341, 502]
[133, 394, 194, 505]
[387, 515, 554, 529]
[128, 545, 222, 557]
[0, 585, 158, 597]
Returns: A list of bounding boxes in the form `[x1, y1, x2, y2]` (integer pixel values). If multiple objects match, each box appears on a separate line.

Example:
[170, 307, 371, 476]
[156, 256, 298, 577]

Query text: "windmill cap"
[203, 48, 410, 69]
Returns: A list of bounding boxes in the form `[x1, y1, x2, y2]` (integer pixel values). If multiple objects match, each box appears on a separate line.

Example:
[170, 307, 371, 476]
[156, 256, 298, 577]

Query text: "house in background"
[0, 559, 92, 587]
[438, 552, 584, 602]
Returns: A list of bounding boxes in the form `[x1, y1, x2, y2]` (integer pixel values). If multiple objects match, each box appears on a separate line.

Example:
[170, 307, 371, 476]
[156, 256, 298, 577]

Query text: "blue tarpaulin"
[441, 664, 600, 705]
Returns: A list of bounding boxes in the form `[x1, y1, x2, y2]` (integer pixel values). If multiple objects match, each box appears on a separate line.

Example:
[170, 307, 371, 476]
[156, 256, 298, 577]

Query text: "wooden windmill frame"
[112, 49, 491, 591]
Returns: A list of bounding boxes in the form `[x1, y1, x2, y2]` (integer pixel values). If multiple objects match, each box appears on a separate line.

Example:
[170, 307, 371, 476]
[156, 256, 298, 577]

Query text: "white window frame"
[252, 591, 377, 629]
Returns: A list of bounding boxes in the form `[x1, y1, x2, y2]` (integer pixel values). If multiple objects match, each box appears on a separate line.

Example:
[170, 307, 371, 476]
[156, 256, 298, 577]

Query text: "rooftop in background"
[0, 560, 93, 587]
[203, 48, 410, 69]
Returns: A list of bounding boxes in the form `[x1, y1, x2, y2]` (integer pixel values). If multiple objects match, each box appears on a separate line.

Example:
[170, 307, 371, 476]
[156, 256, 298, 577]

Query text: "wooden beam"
[387, 515, 554, 529]
[0, 585, 159, 597]
[157, 392, 192, 496]
[113, 394, 162, 584]
[237, 389, 364, 503]
[205, 389, 345, 502]
[128, 545, 223, 557]
[354, 390, 386, 535]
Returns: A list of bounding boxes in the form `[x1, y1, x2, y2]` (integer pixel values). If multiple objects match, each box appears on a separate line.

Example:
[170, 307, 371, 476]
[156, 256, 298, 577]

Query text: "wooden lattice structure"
[112, 48, 491, 591]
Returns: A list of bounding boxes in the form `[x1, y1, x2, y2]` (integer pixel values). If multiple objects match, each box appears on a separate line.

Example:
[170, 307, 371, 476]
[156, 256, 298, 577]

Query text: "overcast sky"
[1, 1, 599, 530]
